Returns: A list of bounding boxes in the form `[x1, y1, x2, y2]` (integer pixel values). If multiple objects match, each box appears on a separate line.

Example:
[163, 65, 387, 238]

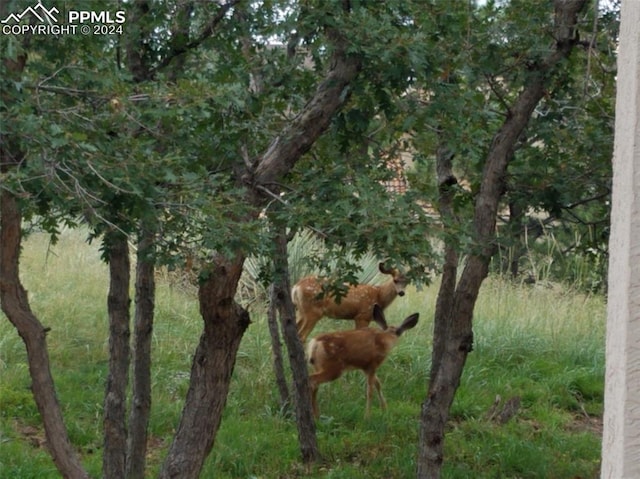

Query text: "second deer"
[292, 262, 409, 341]
[307, 304, 419, 418]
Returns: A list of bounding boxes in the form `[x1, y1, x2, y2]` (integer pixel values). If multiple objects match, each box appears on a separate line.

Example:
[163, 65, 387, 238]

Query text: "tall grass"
[0, 229, 605, 478]
[494, 228, 608, 293]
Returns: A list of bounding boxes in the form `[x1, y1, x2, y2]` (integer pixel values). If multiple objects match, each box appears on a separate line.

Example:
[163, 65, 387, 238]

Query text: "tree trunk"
[102, 233, 131, 479]
[272, 227, 320, 463]
[417, 2, 587, 477]
[429, 143, 459, 386]
[0, 189, 90, 479]
[159, 256, 250, 479]
[268, 284, 291, 410]
[126, 230, 155, 479]
[507, 201, 524, 279]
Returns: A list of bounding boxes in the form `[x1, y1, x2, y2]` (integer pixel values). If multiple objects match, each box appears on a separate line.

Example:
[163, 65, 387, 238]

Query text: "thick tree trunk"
[102, 233, 131, 479]
[0, 190, 89, 479]
[268, 284, 291, 410]
[272, 228, 319, 463]
[417, 2, 587, 477]
[159, 256, 250, 479]
[429, 143, 459, 386]
[126, 230, 155, 479]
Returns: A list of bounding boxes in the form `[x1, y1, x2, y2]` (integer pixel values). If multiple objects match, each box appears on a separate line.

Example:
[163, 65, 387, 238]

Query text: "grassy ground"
[0, 229, 605, 478]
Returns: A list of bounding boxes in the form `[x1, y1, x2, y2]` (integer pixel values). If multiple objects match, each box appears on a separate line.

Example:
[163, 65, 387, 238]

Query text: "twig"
[86, 161, 138, 195]
[583, 0, 600, 100]
[148, 0, 241, 77]
[484, 74, 512, 115]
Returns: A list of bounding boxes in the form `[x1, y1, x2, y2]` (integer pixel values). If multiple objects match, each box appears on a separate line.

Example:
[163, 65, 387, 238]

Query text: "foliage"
[0, 0, 615, 284]
[1, 0, 443, 272]
[404, 0, 616, 291]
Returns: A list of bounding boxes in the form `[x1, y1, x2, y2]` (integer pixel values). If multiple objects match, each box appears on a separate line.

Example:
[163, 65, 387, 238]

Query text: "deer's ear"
[372, 304, 388, 330]
[396, 313, 419, 336]
[379, 262, 393, 274]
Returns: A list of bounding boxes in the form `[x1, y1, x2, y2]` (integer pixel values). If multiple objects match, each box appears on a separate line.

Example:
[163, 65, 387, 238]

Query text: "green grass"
[0, 229, 605, 478]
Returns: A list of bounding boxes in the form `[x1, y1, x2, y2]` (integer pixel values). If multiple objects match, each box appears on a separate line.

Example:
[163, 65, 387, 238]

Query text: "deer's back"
[311, 328, 398, 370]
[294, 277, 378, 320]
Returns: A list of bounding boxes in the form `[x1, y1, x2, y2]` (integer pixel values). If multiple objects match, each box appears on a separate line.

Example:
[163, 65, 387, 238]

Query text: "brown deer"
[292, 262, 409, 341]
[307, 304, 419, 418]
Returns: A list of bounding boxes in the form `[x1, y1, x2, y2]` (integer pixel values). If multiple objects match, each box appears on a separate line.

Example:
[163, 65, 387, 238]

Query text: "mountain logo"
[1, 2, 59, 25]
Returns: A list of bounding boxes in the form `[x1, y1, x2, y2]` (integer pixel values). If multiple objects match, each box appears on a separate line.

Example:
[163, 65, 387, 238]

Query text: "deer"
[307, 304, 419, 418]
[291, 262, 409, 341]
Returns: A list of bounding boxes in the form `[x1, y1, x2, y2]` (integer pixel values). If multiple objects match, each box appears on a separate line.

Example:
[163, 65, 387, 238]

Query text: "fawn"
[292, 263, 409, 341]
[307, 304, 419, 418]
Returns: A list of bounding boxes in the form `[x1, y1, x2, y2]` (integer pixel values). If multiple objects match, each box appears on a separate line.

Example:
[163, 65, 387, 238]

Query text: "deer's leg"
[295, 312, 308, 339]
[354, 312, 371, 330]
[373, 374, 387, 409]
[365, 373, 377, 417]
[294, 309, 303, 329]
[309, 378, 320, 419]
[297, 315, 314, 342]
[297, 319, 314, 342]
[309, 368, 342, 418]
[297, 310, 322, 341]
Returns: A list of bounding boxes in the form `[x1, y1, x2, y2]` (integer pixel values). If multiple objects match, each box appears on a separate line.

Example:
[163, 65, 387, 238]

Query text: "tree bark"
[272, 227, 319, 463]
[429, 143, 459, 386]
[0, 189, 90, 479]
[507, 201, 524, 279]
[417, 2, 587, 477]
[102, 233, 131, 479]
[159, 256, 250, 479]
[126, 230, 155, 479]
[268, 284, 291, 410]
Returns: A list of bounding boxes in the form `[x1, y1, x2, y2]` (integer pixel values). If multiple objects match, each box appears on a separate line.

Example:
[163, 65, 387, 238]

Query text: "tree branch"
[148, 0, 241, 78]
[250, 38, 362, 193]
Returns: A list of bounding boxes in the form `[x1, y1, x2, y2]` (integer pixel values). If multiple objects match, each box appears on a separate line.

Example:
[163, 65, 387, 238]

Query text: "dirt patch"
[12, 418, 47, 449]
[566, 413, 603, 436]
